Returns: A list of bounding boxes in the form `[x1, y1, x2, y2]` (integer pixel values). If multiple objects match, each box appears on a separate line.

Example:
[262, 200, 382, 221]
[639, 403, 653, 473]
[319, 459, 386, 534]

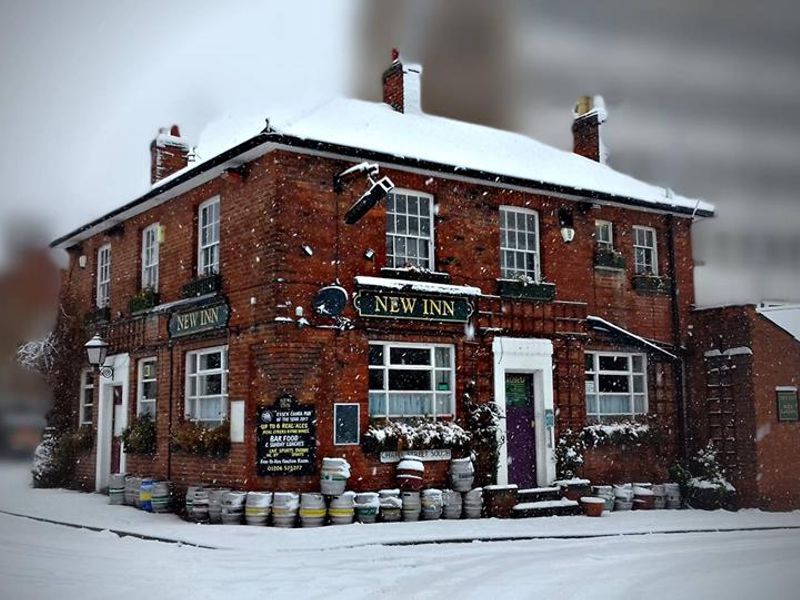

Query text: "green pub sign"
[169, 301, 230, 338]
[353, 290, 473, 323]
[776, 389, 799, 422]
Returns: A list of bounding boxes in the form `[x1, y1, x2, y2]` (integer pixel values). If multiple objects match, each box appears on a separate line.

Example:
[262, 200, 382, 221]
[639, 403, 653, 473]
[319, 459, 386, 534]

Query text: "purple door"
[505, 373, 536, 488]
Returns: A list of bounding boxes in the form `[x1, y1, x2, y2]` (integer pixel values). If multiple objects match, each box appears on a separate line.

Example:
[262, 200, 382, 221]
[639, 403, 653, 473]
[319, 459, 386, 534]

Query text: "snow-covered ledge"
[354, 276, 482, 297]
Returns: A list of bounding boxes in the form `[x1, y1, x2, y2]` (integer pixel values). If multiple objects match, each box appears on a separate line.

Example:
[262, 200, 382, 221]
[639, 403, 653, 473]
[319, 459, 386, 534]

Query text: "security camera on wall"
[344, 176, 395, 225]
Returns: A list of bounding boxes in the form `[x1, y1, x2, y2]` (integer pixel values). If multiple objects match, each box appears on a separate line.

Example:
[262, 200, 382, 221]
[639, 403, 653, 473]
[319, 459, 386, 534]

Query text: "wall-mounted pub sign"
[168, 301, 230, 338]
[256, 395, 317, 476]
[354, 290, 473, 323]
[776, 389, 799, 422]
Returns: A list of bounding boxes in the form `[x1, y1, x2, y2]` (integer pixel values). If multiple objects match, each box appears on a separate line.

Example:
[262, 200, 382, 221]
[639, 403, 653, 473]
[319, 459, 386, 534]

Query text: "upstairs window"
[79, 369, 94, 426]
[633, 226, 658, 275]
[585, 352, 647, 422]
[198, 197, 220, 276]
[595, 220, 613, 250]
[96, 244, 111, 308]
[185, 346, 228, 426]
[368, 343, 454, 418]
[141, 223, 160, 291]
[500, 206, 540, 280]
[386, 190, 434, 269]
[137, 358, 157, 418]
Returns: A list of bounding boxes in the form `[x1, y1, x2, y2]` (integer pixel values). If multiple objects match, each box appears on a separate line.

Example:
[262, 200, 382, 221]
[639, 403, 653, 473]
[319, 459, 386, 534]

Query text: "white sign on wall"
[230, 400, 245, 443]
[379, 449, 452, 463]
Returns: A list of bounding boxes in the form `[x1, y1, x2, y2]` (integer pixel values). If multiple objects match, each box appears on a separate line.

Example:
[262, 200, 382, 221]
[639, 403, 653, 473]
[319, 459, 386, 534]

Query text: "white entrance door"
[95, 353, 130, 492]
[492, 337, 556, 487]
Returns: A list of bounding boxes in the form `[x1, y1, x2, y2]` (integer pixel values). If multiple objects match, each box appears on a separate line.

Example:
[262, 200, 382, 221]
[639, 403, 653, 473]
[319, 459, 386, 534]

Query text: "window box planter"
[594, 249, 626, 270]
[496, 279, 556, 302]
[631, 275, 670, 295]
[128, 288, 160, 314]
[84, 306, 110, 324]
[380, 267, 451, 284]
[182, 273, 222, 298]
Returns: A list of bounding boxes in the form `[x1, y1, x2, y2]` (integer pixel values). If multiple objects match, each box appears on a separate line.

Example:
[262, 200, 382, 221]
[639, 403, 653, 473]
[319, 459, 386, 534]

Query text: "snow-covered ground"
[2, 461, 799, 599]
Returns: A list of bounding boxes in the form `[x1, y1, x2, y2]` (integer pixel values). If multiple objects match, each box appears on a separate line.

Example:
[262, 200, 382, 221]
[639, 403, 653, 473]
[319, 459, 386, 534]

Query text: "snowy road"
[2, 460, 800, 599]
[2, 511, 800, 600]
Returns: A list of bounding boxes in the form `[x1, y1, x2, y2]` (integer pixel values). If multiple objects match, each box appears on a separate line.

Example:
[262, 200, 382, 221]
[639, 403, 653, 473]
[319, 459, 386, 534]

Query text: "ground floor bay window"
[185, 346, 228, 426]
[368, 343, 455, 419]
[585, 351, 647, 423]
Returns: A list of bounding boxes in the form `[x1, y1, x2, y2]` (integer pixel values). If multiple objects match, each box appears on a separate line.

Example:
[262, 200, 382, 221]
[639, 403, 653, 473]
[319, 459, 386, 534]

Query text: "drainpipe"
[666, 215, 688, 460]
[166, 340, 174, 481]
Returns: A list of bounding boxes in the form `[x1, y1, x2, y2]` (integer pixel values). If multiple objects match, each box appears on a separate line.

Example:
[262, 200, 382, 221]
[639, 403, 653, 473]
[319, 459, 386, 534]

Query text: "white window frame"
[96, 243, 111, 308]
[141, 223, 160, 291]
[198, 196, 221, 276]
[79, 369, 94, 426]
[137, 357, 157, 418]
[585, 351, 648, 422]
[368, 342, 455, 419]
[595, 220, 613, 249]
[499, 206, 540, 280]
[333, 403, 361, 446]
[633, 225, 658, 275]
[185, 345, 228, 426]
[385, 189, 435, 270]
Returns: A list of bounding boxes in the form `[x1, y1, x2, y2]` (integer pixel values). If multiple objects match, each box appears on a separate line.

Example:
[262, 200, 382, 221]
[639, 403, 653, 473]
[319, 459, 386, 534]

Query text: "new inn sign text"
[354, 290, 473, 323]
[169, 301, 230, 338]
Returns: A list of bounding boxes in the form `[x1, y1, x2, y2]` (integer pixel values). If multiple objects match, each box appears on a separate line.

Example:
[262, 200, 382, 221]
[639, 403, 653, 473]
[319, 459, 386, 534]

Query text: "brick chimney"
[382, 49, 423, 114]
[572, 95, 608, 163]
[150, 124, 191, 184]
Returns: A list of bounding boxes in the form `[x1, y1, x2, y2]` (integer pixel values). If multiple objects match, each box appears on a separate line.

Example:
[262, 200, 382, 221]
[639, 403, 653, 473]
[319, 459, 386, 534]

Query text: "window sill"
[632, 275, 671, 295]
[594, 251, 626, 271]
[380, 267, 451, 284]
[182, 273, 222, 298]
[128, 289, 160, 314]
[84, 306, 110, 324]
[496, 279, 556, 302]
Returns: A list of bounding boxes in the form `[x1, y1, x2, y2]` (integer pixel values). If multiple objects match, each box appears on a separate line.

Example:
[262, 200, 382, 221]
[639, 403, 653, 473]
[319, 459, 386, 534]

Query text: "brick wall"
[55, 146, 696, 492]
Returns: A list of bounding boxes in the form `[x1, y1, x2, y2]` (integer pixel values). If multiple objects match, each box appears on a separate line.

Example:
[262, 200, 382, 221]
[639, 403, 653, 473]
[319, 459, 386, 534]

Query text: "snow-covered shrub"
[670, 443, 736, 510]
[171, 420, 230, 458]
[31, 427, 92, 488]
[556, 429, 586, 479]
[581, 418, 663, 448]
[362, 419, 471, 453]
[121, 414, 156, 455]
[466, 397, 505, 486]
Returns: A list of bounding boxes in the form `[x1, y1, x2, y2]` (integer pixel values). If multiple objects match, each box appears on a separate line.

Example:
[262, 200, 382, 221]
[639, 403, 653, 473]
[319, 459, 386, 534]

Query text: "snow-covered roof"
[587, 315, 677, 359]
[52, 96, 714, 249]
[756, 304, 800, 342]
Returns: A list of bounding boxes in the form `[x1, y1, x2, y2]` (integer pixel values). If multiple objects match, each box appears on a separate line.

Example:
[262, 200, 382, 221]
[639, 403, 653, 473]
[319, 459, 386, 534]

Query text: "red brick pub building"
[51, 54, 714, 495]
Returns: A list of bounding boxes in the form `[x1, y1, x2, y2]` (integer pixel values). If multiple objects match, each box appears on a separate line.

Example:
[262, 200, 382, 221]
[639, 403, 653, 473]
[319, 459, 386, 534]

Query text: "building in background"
[49, 52, 713, 496]
[688, 304, 800, 510]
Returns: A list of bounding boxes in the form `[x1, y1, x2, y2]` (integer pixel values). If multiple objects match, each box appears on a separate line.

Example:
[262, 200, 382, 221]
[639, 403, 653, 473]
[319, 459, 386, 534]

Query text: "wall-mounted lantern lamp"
[558, 207, 576, 244]
[84, 334, 114, 379]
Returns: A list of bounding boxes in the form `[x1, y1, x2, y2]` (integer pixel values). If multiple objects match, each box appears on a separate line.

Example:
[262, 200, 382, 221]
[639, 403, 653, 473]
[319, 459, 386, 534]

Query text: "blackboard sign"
[776, 389, 799, 422]
[256, 396, 316, 476]
[505, 374, 532, 407]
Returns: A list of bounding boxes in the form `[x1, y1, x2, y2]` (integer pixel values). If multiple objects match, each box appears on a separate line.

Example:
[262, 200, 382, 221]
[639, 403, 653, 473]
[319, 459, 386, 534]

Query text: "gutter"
[51, 132, 715, 249]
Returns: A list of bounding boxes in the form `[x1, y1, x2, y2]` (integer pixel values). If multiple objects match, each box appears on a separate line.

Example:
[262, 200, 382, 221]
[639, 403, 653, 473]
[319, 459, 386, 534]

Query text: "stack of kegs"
[613, 484, 634, 511]
[151, 481, 172, 513]
[652, 484, 666, 509]
[633, 484, 655, 510]
[401, 490, 422, 521]
[245, 491, 273, 526]
[320, 458, 351, 496]
[442, 489, 463, 519]
[397, 457, 425, 491]
[207, 488, 231, 524]
[463, 488, 483, 519]
[125, 476, 142, 507]
[449, 458, 475, 492]
[189, 487, 210, 522]
[108, 474, 126, 505]
[379, 489, 402, 522]
[328, 491, 355, 525]
[138, 478, 154, 512]
[272, 492, 299, 528]
[664, 483, 682, 509]
[421, 489, 443, 520]
[299, 493, 327, 528]
[592, 485, 615, 512]
[354, 492, 380, 524]
[221, 491, 247, 525]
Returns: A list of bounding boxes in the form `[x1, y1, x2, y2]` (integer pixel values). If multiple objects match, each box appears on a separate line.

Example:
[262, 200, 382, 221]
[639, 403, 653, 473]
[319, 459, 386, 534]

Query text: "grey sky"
[2, 0, 798, 305]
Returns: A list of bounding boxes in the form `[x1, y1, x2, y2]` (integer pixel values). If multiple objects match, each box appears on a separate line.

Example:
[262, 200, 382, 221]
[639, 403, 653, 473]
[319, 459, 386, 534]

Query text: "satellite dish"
[313, 286, 348, 316]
